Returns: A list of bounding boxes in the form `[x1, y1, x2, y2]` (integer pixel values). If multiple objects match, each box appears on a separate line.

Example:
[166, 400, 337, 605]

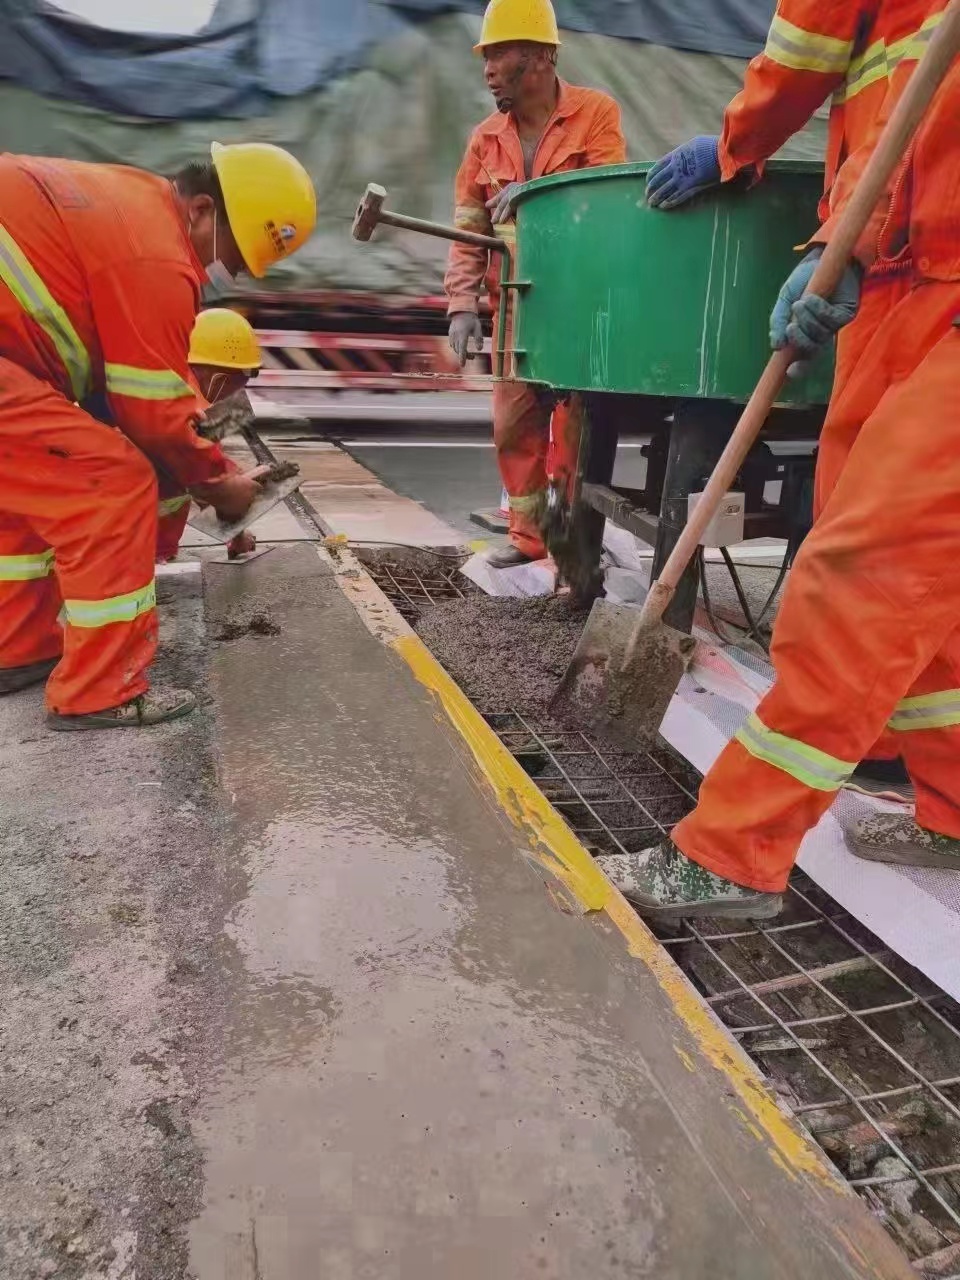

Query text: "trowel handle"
[636, 0, 960, 633]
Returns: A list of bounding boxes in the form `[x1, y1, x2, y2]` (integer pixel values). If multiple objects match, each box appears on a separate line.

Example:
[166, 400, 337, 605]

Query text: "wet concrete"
[191, 544, 912, 1279]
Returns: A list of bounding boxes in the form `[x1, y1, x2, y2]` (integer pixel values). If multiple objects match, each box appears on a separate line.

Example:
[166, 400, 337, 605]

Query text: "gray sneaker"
[595, 839, 783, 922]
[0, 657, 58, 695]
[847, 814, 960, 870]
[47, 687, 197, 732]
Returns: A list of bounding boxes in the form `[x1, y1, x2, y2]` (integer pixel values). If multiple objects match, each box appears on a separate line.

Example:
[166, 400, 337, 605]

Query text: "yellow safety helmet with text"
[211, 141, 317, 279]
[474, 0, 561, 51]
[189, 308, 262, 372]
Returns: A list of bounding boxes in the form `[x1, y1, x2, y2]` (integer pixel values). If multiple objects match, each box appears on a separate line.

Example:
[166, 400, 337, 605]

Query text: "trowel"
[188, 461, 303, 544]
[552, 5, 960, 750]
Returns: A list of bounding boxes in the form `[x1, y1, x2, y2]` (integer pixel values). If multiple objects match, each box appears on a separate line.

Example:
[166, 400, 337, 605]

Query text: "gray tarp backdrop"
[0, 3, 826, 292]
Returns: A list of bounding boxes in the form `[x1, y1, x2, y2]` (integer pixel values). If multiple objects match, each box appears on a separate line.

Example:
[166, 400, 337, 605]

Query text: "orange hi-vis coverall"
[445, 81, 626, 558]
[722, 0, 947, 766]
[0, 154, 228, 715]
[673, 45, 960, 893]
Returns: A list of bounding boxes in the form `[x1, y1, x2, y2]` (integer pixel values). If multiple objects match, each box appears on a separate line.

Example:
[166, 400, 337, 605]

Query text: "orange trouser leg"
[674, 281, 960, 891]
[548, 394, 583, 502]
[0, 512, 63, 668]
[818, 270, 914, 764]
[156, 483, 191, 563]
[492, 377, 552, 558]
[0, 359, 159, 716]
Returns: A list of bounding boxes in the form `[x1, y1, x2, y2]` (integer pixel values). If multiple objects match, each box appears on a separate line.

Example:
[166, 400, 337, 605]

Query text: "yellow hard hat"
[211, 141, 317, 279]
[474, 0, 561, 51]
[189, 308, 262, 371]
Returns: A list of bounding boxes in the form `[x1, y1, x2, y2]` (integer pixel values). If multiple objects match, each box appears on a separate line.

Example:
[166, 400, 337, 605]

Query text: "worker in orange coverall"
[445, 0, 626, 567]
[0, 143, 315, 730]
[155, 308, 263, 564]
[598, 35, 960, 918]
[647, 0, 948, 787]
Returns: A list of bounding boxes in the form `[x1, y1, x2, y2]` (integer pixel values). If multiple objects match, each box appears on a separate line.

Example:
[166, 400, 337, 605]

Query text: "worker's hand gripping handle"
[638, 0, 960, 632]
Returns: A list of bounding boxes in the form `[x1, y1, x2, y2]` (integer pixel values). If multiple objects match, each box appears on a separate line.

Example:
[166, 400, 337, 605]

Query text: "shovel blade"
[550, 598, 696, 750]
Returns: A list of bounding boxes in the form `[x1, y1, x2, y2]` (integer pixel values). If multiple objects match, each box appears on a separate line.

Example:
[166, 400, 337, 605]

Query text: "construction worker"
[597, 19, 960, 918]
[647, 0, 946, 787]
[156, 308, 263, 563]
[0, 143, 316, 729]
[446, 0, 626, 568]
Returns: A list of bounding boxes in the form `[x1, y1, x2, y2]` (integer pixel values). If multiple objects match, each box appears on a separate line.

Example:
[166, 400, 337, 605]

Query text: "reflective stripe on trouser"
[673, 281, 960, 892]
[492, 308, 581, 558]
[0, 357, 159, 715]
[156, 490, 191, 562]
[0, 515, 63, 669]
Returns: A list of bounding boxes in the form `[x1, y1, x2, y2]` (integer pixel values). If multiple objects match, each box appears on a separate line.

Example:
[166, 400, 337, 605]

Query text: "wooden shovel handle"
[637, 0, 960, 631]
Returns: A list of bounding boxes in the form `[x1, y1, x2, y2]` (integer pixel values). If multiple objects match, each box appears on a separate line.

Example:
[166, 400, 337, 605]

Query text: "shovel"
[552, 0, 960, 750]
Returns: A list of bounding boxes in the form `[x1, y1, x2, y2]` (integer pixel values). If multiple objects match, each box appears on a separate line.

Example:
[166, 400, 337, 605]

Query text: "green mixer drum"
[510, 161, 833, 406]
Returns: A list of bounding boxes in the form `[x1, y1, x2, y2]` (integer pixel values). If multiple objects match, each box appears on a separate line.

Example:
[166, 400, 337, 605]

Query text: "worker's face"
[193, 364, 253, 404]
[482, 42, 553, 113]
[185, 195, 247, 279]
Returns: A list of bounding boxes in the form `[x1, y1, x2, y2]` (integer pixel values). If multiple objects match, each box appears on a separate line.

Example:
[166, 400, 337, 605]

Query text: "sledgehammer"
[352, 183, 505, 254]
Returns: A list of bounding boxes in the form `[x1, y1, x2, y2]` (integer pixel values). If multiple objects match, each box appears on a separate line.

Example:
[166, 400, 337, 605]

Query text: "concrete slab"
[186, 545, 911, 1280]
[0, 544, 913, 1278]
[299, 481, 464, 546]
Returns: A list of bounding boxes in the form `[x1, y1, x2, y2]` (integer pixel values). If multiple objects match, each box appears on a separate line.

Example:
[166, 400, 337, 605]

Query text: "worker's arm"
[719, 0, 874, 181]
[88, 258, 231, 488]
[445, 136, 493, 316]
[584, 97, 627, 167]
[808, 60, 909, 270]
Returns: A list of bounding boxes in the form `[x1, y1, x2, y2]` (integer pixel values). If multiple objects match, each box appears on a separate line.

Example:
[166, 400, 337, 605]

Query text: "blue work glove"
[770, 248, 862, 378]
[646, 137, 721, 210]
[486, 182, 523, 225]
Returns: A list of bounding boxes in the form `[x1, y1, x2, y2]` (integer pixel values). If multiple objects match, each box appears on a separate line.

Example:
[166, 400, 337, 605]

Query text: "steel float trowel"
[186, 389, 304, 543]
[187, 460, 303, 543]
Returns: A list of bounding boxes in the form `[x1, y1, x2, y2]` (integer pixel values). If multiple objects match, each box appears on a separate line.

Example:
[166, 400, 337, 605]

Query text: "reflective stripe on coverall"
[445, 81, 626, 558]
[0, 153, 228, 713]
[673, 50, 960, 891]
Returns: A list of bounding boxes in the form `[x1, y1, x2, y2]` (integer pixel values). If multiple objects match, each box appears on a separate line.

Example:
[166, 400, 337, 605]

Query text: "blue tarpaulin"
[0, 0, 775, 120]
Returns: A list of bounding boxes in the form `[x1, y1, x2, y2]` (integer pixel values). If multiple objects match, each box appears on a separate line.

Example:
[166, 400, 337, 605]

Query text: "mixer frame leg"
[651, 398, 738, 634]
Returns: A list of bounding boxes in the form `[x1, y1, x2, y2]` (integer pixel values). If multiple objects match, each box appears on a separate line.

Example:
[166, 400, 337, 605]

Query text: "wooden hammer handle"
[377, 209, 506, 253]
[638, 0, 960, 629]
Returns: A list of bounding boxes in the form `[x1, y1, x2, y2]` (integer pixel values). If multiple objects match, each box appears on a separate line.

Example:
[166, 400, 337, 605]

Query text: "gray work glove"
[449, 312, 484, 367]
[486, 182, 523, 226]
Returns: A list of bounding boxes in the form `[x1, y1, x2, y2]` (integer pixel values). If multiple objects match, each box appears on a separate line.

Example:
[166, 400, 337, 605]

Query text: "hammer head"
[353, 183, 387, 243]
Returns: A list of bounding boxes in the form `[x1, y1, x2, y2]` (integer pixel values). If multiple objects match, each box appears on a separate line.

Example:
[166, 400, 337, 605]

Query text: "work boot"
[595, 839, 783, 922]
[846, 814, 960, 870]
[486, 544, 537, 569]
[47, 687, 197, 732]
[0, 657, 59, 695]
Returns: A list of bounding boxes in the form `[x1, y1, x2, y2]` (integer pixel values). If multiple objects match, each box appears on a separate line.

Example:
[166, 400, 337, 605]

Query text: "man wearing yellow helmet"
[446, 0, 626, 568]
[0, 142, 316, 729]
[156, 308, 263, 564]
